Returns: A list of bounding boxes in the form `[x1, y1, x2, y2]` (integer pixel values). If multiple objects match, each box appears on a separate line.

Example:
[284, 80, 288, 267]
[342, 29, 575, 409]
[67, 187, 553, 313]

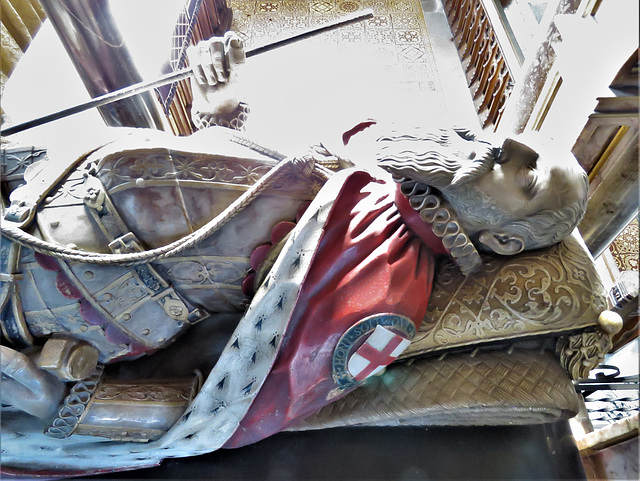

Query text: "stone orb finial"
[598, 310, 624, 335]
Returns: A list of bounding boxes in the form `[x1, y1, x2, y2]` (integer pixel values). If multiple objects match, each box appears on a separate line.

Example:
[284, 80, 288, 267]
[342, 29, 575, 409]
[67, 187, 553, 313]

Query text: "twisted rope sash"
[1, 157, 326, 267]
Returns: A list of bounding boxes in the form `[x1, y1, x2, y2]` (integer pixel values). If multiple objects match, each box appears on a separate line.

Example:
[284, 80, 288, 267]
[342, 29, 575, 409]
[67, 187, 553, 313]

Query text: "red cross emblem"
[347, 325, 411, 382]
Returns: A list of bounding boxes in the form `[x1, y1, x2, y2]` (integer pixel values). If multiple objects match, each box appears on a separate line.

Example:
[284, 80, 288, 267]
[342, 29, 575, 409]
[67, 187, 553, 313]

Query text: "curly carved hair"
[377, 127, 590, 251]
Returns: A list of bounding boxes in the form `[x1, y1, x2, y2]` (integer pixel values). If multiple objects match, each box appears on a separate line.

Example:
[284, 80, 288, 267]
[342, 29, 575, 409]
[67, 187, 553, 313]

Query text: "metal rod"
[1, 9, 373, 137]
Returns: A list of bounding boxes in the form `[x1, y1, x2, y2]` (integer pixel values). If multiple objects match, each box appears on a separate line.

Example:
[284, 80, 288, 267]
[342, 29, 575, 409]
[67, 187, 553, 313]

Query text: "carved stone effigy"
[0, 124, 622, 475]
[1, 10, 626, 471]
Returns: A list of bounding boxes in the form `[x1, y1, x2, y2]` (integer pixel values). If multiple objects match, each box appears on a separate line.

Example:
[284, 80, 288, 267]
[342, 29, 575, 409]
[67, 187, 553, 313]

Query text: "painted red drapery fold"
[226, 171, 440, 448]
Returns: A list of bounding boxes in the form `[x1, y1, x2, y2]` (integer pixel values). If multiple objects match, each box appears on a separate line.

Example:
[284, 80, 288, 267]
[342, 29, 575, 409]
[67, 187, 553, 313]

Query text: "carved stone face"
[377, 129, 589, 254]
[443, 136, 588, 230]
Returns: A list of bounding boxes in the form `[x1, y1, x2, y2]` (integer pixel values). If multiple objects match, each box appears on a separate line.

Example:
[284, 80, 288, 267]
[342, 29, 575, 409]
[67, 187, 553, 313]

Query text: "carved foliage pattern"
[0, 148, 47, 180]
[167, 259, 247, 285]
[41, 175, 87, 207]
[74, 426, 163, 442]
[96, 383, 192, 403]
[405, 234, 608, 356]
[95, 275, 148, 315]
[97, 152, 271, 191]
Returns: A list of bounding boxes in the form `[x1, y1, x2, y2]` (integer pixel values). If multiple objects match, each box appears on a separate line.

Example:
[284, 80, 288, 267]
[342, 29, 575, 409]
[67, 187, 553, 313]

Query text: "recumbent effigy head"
[377, 127, 589, 255]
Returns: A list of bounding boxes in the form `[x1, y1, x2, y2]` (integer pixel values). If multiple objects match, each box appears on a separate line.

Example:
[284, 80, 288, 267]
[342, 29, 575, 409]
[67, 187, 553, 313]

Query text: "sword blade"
[1, 9, 373, 137]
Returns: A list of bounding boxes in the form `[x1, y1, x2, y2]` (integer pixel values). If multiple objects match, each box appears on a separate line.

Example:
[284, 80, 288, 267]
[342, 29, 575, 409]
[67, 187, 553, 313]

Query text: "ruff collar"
[393, 175, 482, 276]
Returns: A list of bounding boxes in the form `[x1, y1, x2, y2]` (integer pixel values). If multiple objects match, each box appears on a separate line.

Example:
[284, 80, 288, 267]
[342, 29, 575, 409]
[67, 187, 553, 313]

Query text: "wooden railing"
[0, 0, 46, 109]
[162, 0, 232, 136]
[443, 0, 516, 130]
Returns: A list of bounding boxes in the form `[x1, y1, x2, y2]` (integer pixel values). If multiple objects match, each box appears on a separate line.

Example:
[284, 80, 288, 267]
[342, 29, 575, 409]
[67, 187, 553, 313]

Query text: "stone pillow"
[401, 230, 608, 359]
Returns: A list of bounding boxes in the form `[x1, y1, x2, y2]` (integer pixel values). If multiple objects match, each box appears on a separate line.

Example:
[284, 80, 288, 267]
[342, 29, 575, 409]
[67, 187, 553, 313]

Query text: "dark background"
[82, 421, 586, 480]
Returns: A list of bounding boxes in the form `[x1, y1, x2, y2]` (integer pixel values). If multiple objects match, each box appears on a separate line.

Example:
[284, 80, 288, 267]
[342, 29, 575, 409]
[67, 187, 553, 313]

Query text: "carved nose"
[501, 138, 539, 167]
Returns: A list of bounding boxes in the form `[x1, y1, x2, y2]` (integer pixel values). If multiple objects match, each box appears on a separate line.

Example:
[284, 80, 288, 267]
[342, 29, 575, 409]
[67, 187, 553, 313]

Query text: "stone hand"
[0, 345, 66, 419]
[187, 32, 246, 116]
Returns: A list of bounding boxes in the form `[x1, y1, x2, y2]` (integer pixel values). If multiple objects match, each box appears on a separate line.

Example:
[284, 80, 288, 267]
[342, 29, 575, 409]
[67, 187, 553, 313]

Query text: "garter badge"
[332, 313, 416, 388]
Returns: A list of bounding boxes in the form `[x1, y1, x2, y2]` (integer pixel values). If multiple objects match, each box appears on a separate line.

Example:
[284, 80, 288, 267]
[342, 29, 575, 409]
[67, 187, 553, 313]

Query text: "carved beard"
[376, 128, 496, 189]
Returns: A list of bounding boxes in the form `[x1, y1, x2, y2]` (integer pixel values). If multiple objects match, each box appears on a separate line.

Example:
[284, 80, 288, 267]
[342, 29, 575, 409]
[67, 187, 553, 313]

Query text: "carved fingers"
[188, 33, 246, 119]
[225, 31, 246, 67]
[188, 40, 219, 86]
[187, 33, 245, 87]
[206, 39, 226, 84]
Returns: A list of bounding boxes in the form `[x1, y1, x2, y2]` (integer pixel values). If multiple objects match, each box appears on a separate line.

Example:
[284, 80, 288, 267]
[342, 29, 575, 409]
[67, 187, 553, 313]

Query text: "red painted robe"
[226, 170, 447, 447]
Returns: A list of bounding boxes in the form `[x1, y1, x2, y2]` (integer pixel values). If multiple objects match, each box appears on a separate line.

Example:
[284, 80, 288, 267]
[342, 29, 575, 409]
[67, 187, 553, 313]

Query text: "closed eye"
[524, 166, 538, 196]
